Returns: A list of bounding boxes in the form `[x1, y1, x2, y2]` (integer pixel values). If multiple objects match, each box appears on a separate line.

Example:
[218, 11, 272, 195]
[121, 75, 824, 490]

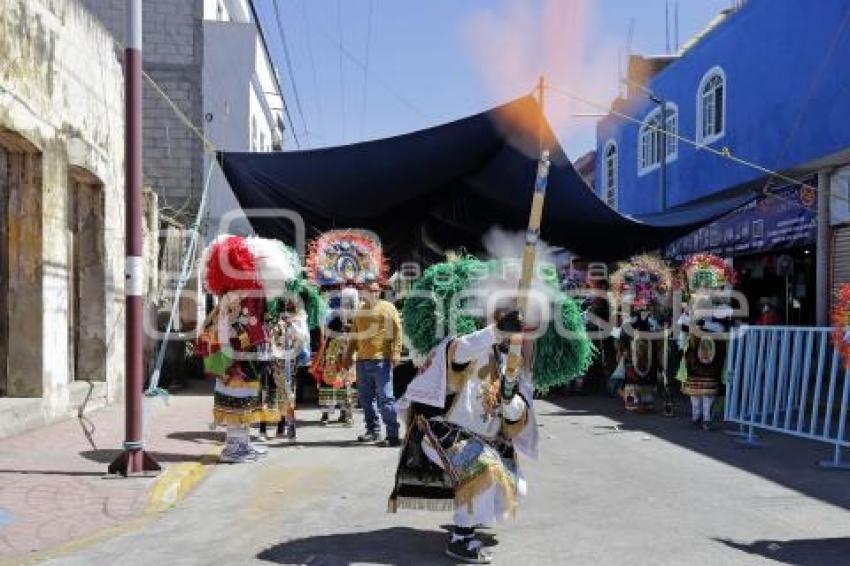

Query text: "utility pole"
[109, 0, 161, 477]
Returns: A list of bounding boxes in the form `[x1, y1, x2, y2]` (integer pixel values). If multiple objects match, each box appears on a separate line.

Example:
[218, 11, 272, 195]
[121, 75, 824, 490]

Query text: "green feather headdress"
[402, 257, 593, 393]
[263, 241, 327, 330]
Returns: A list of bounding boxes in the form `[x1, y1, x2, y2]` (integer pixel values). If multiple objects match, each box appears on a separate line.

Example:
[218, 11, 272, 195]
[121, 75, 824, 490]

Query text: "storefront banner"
[665, 179, 817, 261]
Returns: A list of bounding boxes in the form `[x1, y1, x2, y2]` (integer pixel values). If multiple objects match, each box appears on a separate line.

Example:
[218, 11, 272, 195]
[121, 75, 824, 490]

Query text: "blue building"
[594, 0, 850, 325]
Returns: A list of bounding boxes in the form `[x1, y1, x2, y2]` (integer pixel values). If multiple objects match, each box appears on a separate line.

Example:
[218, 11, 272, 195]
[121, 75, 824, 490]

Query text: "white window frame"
[696, 66, 726, 145]
[602, 140, 618, 209]
[637, 102, 678, 176]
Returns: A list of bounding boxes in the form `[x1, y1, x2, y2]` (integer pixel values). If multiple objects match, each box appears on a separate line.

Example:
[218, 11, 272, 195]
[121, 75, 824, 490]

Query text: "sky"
[255, 0, 734, 159]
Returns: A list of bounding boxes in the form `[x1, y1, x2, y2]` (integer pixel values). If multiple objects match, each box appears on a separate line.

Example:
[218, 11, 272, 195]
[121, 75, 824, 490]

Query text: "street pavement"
[0, 383, 218, 562]
[39, 394, 850, 566]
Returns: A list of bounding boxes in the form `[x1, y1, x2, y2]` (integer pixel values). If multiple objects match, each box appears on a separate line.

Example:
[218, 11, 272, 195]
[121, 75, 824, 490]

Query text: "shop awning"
[218, 96, 757, 265]
[663, 177, 818, 260]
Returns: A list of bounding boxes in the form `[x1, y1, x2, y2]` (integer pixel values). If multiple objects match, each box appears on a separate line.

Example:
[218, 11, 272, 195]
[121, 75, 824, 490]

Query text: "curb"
[11, 447, 224, 565]
[146, 446, 223, 513]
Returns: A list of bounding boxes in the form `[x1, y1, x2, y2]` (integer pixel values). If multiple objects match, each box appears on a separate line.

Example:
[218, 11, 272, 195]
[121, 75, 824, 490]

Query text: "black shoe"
[320, 412, 330, 426]
[377, 437, 401, 448]
[445, 537, 492, 564]
[357, 432, 381, 443]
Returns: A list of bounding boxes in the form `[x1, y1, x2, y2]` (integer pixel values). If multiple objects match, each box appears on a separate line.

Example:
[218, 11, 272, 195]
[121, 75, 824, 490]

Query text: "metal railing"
[724, 325, 850, 469]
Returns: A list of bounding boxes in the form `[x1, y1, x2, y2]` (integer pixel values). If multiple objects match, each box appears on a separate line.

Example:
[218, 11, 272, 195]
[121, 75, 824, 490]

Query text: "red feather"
[202, 235, 261, 295]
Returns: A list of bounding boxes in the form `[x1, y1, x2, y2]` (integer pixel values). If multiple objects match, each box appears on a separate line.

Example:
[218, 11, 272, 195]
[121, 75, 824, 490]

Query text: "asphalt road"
[46, 396, 850, 565]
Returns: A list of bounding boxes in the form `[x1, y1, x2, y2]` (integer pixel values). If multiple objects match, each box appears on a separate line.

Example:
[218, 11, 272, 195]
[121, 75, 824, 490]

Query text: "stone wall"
[79, 0, 205, 223]
[0, 0, 127, 436]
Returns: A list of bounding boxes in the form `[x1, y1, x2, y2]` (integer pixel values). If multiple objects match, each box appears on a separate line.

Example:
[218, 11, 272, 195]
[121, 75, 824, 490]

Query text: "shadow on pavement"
[266, 440, 367, 449]
[79, 449, 206, 464]
[166, 431, 222, 443]
[716, 537, 850, 565]
[545, 393, 850, 511]
[257, 527, 472, 565]
[0, 469, 107, 477]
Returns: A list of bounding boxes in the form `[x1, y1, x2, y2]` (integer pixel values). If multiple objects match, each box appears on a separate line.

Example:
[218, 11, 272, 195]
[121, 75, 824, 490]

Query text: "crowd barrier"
[724, 324, 850, 470]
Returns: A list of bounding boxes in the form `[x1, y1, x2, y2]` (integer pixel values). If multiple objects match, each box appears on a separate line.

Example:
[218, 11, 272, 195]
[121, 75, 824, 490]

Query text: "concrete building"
[79, 0, 287, 353]
[79, 0, 286, 238]
[0, 0, 131, 436]
[594, 0, 850, 325]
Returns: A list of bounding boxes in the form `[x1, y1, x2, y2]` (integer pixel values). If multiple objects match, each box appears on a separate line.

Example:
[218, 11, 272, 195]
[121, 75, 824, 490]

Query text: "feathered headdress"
[307, 230, 387, 288]
[609, 254, 672, 311]
[200, 235, 303, 299]
[682, 252, 734, 293]
[832, 283, 850, 368]
[401, 256, 592, 393]
[199, 235, 262, 296]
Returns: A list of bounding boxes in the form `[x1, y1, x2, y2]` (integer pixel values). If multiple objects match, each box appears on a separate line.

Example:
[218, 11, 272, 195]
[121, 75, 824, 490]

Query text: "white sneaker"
[219, 444, 258, 464]
[248, 443, 268, 455]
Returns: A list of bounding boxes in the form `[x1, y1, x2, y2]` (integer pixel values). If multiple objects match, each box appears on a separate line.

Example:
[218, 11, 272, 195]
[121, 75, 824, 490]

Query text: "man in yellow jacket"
[345, 280, 403, 446]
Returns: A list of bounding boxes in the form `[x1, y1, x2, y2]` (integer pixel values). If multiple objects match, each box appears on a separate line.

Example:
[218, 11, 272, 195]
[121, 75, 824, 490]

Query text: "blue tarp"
[218, 96, 757, 264]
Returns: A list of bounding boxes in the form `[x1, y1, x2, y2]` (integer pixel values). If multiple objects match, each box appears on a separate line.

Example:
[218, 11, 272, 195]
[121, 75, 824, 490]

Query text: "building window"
[697, 67, 726, 144]
[603, 141, 618, 209]
[638, 103, 678, 175]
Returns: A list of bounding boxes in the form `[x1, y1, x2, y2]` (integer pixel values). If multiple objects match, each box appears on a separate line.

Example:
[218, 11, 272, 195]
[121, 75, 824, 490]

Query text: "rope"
[757, 7, 850, 194]
[544, 83, 850, 209]
[144, 158, 215, 398]
[142, 71, 215, 154]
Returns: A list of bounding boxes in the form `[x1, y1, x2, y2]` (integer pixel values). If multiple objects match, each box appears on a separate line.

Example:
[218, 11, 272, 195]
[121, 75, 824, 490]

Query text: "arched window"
[697, 67, 726, 144]
[603, 141, 618, 209]
[638, 103, 678, 175]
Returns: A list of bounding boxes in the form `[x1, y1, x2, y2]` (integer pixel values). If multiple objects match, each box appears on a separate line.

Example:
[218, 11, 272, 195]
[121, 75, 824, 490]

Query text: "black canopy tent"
[217, 96, 756, 265]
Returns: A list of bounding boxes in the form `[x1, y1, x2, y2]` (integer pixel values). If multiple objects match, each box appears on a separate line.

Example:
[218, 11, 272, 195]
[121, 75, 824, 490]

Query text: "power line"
[359, 0, 374, 140]
[758, 6, 850, 192]
[337, 0, 347, 142]
[310, 9, 430, 122]
[272, 0, 309, 145]
[544, 83, 850, 211]
[300, 0, 325, 139]
[248, 0, 300, 149]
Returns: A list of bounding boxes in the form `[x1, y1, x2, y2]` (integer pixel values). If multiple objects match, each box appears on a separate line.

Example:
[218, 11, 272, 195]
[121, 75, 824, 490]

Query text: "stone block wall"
[0, 0, 127, 435]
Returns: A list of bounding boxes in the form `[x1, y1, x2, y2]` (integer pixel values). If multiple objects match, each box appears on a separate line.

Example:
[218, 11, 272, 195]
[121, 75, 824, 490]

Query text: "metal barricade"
[724, 325, 850, 469]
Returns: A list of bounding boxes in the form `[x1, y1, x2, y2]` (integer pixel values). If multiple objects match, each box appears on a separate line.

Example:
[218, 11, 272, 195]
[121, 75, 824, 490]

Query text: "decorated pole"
[506, 77, 551, 381]
[109, 0, 161, 477]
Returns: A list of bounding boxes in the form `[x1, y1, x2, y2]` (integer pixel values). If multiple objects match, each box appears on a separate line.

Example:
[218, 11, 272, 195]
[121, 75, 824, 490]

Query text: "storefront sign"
[665, 179, 817, 261]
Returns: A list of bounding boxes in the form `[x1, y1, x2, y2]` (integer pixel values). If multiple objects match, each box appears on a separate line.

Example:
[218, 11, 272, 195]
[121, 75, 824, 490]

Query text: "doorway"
[68, 168, 107, 383]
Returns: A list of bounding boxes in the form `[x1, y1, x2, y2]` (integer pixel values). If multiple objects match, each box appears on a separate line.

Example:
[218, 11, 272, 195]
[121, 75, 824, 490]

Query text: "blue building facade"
[596, 0, 850, 216]
[594, 0, 850, 325]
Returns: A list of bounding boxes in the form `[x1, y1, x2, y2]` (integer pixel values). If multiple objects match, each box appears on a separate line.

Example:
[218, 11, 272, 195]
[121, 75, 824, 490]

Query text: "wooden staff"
[506, 77, 552, 381]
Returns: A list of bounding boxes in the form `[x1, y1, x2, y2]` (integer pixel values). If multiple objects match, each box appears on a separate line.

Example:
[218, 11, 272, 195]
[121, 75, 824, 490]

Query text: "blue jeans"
[356, 360, 399, 438]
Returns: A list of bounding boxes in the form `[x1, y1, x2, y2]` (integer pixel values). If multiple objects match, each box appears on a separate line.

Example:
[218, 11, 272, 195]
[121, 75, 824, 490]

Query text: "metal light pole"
[109, 0, 161, 477]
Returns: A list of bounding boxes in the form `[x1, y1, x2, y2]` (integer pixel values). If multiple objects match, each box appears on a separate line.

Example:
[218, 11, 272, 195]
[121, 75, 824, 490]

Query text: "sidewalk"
[0, 381, 219, 562]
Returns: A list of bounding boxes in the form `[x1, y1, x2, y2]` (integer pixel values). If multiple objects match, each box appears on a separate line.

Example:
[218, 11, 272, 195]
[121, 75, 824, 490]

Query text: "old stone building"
[0, 0, 127, 437]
